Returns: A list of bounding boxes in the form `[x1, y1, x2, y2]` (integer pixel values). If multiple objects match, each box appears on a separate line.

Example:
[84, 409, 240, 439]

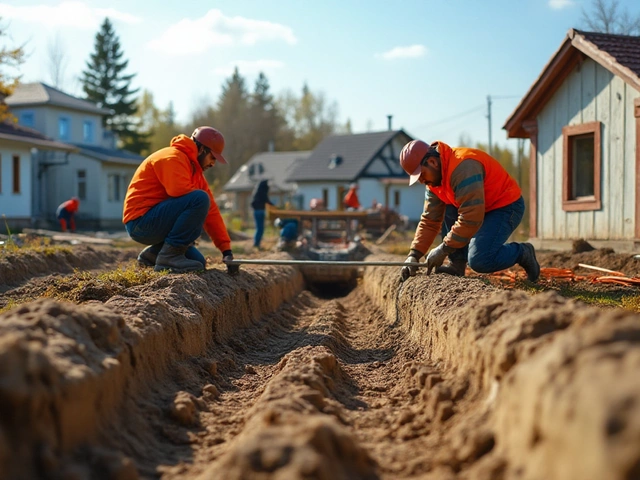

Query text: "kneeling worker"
[398, 139, 540, 282]
[122, 126, 239, 274]
[274, 218, 299, 251]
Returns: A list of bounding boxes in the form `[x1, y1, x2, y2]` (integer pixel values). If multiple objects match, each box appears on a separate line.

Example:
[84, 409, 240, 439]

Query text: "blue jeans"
[253, 209, 266, 247]
[442, 196, 525, 273]
[125, 190, 209, 266]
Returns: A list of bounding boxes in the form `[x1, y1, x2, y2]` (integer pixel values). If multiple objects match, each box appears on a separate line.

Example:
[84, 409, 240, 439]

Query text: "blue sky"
[2, 0, 639, 152]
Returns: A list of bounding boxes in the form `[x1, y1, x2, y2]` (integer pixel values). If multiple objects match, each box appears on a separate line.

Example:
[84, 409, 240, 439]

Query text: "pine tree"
[249, 72, 285, 153]
[213, 67, 251, 181]
[81, 18, 149, 153]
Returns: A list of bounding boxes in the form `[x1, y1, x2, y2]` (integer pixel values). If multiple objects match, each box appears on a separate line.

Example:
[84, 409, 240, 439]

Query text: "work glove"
[400, 250, 423, 282]
[426, 243, 456, 275]
[222, 250, 239, 275]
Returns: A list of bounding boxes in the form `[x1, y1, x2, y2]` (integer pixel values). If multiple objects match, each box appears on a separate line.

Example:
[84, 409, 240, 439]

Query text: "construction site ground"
[1, 231, 639, 479]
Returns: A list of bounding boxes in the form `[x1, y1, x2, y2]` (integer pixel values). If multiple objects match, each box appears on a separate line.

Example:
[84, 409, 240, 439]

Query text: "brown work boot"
[519, 242, 540, 282]
[154, 244, 204, 273]
[137, 245, 158, 267]
[436, 259, 467, 276]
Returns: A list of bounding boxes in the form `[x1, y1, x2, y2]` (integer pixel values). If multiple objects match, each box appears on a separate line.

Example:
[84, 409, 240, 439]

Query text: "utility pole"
[486, 95, 492, 156]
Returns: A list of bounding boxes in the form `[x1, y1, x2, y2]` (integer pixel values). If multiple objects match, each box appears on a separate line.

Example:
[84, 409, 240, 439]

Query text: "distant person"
[343, 183, 361, 210]
[122, 126, 239, 275]
[56, 197, 79, 232]
[398, 139, 540, 282]
[274, 217, 299, 251]
[309, 198, 326, 211]
[250, 179, 275, 250]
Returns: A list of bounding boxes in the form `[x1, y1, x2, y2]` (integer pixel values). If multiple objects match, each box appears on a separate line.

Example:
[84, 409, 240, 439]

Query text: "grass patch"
[513, 279, 640, 312]
[42, 262, 167, 302]
[0, 235, 72, 256]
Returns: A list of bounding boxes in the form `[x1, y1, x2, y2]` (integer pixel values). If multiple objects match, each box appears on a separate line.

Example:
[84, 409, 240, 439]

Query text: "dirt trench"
[0, 249, 639, 479]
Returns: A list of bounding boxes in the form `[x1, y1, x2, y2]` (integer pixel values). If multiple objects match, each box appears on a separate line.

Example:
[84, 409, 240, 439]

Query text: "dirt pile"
[0, 255, 303, 479]
[0, 246, 639, 479]
[365, 253, 640, 479]
[0, 245, 136, 292]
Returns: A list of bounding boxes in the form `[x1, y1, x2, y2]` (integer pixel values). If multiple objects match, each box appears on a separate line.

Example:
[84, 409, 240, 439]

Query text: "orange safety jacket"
[410, 141, 521, 255]
[60, 198, 79, 213]
[123, 135, 231, 253]
[343, 188, 361, 209]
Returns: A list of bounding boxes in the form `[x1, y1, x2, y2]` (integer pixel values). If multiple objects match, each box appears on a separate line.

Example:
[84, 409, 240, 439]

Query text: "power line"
[414, 104, 485, 130]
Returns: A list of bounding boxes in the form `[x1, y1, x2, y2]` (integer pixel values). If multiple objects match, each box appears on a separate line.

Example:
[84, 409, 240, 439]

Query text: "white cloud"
[548, 0, 574, 10]
[0, 1, 141, 29]
[378, 44, 426, 60]
[147, 9, 297, 55]
[213, 59, 285, 77]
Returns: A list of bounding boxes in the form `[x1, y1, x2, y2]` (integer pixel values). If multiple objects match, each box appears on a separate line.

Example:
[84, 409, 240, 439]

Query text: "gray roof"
[224, 150, 311, 192]
[0, 121, 76, 152]
[6, 82, 112, 116]
[286, 130, 408, 182]
[73, 143, 143, 166]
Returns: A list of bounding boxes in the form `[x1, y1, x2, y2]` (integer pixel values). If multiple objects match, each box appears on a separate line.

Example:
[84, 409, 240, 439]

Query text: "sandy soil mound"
[0, 245, 136, 291]
[0, 246, 639, 479]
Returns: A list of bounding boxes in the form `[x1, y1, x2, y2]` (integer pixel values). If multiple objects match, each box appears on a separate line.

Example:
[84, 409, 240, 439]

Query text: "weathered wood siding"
[536, 58, 639, 240]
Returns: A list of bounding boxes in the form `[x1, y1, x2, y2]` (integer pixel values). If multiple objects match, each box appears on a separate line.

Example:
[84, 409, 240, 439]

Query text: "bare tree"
[46, 32, 68, 89]
[581, 0, 640, 35]
[0, 18, 26, 121]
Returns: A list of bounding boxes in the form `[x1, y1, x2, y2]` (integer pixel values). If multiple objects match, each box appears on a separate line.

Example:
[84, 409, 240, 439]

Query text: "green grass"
[0, 235, 72, 256]
[512, 279, 640, 312]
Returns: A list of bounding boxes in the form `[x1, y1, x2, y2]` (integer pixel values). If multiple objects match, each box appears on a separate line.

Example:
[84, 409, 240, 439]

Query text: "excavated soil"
[0, 243, 639, 480]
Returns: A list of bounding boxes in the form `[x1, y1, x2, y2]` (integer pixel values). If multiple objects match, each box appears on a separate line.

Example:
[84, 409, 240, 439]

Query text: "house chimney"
[387, 115, 393, 131]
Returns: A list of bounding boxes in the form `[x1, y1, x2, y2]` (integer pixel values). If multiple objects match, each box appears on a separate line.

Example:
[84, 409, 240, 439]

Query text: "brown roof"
[504, 29, 640, 138]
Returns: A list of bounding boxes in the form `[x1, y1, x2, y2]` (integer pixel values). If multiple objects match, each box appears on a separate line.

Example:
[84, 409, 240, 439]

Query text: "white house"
[285, 129, 425, 223]
[5, 82, 143, 230]
[505, 29, 640, 251]
[0, 121, 76, 229]
[223, 150, 311, 221]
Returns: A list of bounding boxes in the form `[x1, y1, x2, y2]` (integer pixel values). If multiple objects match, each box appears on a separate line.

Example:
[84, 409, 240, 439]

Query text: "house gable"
[506, 28, 640, 248]
[505, 29, 640, 138]
[287, 130, 412, 183]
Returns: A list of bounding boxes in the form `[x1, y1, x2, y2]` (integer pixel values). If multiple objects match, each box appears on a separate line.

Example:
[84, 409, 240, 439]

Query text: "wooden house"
[504, 29, 640, 251]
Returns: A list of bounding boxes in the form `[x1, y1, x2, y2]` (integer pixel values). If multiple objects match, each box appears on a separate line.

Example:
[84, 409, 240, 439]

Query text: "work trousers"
[442, 196, 526, 273]
[124, 190, 209, 265]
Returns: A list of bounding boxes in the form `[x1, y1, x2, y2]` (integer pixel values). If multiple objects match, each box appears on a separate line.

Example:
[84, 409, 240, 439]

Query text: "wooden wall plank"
[579, 59, 596, 238]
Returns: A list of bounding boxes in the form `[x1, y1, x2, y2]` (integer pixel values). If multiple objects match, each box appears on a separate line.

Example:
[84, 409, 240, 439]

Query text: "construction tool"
[224, 258, 430, 268]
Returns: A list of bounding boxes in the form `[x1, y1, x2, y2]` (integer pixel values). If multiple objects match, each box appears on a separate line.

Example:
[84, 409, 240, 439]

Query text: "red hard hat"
[192, 126, 228, 164]
[399, 140, 430, 185]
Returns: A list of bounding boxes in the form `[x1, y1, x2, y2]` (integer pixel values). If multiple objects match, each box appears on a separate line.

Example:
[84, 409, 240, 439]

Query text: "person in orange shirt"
[398, 139, 539, 282]
[343, 183, 361, 210]
[56, 197, 80, 232]
[122, 126, 239, 274]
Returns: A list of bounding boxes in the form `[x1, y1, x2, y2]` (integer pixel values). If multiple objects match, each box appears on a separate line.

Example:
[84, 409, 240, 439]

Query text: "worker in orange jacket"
[56, 197, 80, 232]
[343, 183, 361, 210]
[123, 126, 238, 274]
[398, 139, 540, 282]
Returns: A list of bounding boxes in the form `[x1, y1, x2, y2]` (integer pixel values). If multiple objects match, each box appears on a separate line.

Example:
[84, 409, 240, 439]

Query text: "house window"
[20, 112, 35, 128]
[394, 190, 400, 208]
[562, 122, 601, 211]
[322, 189, 329, 208]
[77, 170, 87, 200]
[12, 155, 20, 194]
[59, 117, 70, 141]
[107, 174, 125, 202]
[83, 120, 94, 143]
